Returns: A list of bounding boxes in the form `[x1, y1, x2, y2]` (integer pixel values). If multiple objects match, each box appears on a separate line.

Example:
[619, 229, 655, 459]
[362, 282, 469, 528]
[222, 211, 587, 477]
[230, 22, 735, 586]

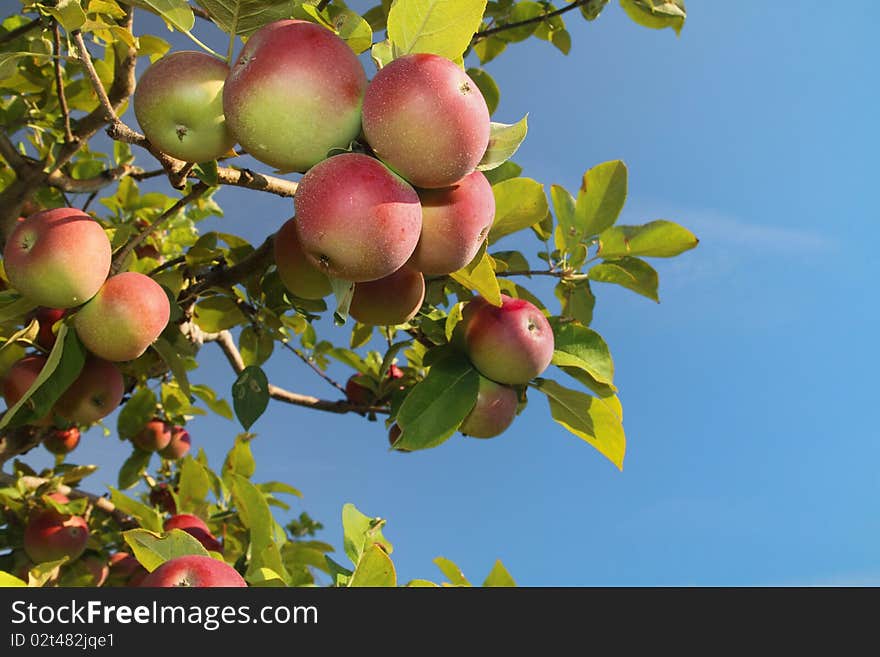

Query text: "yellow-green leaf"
[488, 177, 548, 243]
[597, 220, 699, 258]
[620, 0, 686, 35]
[349, 544, 396, 587]
[387, 0, 487, 61]
[450, 243, 501, 306]
[477, 115, 528, 172]
[575, 160, 628, 239]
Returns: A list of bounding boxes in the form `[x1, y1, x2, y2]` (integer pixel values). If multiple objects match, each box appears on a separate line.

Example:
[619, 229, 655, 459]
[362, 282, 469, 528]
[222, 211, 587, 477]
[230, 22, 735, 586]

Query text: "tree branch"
[46, 164, 136, 193]
[0, 133, 26, 169]
[472, 0, 588, 41]
[200, 329, 388, 415]
[71, 29, 119, 124]
[0, 473, 137, 529]
[180, 234, 276, 304]
[0, 17, 42, 46]
[280, 341, 347, 394]
[0, 426, 49, 468]
[52, 22, 74, 144]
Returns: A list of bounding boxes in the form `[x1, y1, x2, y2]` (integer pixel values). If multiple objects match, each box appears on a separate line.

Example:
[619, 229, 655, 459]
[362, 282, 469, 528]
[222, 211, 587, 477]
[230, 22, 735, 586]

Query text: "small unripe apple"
[140, 555, 246, 587]
[54, 357, 124, 425]
[223, 20, 367, 173]
[349, 265, 425, 326]
[164, 514, 222, 552]
[3, 208, 111, 308]
[462, 294, 554, 385]
[408, 171, 495, 275]
[159, 426, 191, 460]
[294, 153, 422, 282]
[73, 272, 170, 362]
[362, 54, 490, 188]
[459, 376, 519, 438]
[23, 504, 89, 563]
[134, 51, 236, 163]
[132, 419, 172, 452]
[35, 308, 66, 351]
[43, 427, 80, 455]
[273, 218, 331, 300]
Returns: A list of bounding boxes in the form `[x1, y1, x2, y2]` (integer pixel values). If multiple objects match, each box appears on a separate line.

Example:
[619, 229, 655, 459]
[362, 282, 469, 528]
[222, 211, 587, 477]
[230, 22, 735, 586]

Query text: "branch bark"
[472, 0, 588, 41]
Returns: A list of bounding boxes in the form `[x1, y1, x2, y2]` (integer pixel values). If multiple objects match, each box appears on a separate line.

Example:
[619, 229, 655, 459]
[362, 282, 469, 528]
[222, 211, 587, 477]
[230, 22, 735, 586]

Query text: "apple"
[459, 376, 519, 438]
[54, 357, 125, 425]
[349, 265, 425, 326]
[3, 208, 111, 308]
[82, 553, 109, 587]
[132, 419, 172, 452]
[34, 307, 66, 351]
[159, 425, 191, 460]
[273, 217, 331, 300]
[149, 483, 177, 514]
[1, 355, 51, 425]
[345, 365, 404, 406]
[462, 294, 554, 385]
[294, 153, 422, 282]
[23, 503, 89, 564]
[134, 51, 235, 163]
[362, 54, 490, 188]
[164, 514, 222, 552]
[140, 555, 246, 587]
[223, 20, 366, 173]
[73, 272, 170, 362]
[108, 551, 148, 586]
[43, 427, 80, 455]
[408, 171, 495, 275]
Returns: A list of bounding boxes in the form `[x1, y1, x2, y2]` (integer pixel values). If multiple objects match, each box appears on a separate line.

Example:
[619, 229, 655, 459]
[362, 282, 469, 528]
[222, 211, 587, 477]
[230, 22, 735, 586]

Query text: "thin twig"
[46, 164, 134, 193]
[148, 255, 186, 277]
[72, 30, 118, 123]
[473, 0, 588, 41]
[111, 183, 209, 273]
[81, 190, 97, 211]
[180, 235, 275, 304]
[52, 22, 74, 144]
[280, 341, 346, 393]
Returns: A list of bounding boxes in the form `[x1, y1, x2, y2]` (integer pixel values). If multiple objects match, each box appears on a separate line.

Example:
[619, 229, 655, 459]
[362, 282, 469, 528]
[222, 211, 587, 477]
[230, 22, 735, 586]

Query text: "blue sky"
[19, 2, 880, 585]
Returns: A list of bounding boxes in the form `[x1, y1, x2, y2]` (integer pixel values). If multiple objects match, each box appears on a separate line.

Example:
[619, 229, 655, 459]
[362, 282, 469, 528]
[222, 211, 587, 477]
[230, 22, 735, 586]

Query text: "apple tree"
[0, 0, 695, 588]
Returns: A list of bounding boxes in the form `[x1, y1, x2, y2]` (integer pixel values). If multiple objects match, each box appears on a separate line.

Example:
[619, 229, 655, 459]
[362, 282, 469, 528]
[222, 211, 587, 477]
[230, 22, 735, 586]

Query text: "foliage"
[0, 0, 691, 587]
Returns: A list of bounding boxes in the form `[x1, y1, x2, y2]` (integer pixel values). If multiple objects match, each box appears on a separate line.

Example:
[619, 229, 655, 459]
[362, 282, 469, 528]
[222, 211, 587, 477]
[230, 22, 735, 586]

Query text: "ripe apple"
[140, 555, 246, 587]
[73, 272, 170, 362]
[23, 504, 89, 563]
[34, 307, 66, 351]
[462, 294, 554, 385]
[134, 51, 235, 163]
[132, 419, 172, 452]
[1, 355, 51, 425]
[460, 376, 519, 438]
[294, 153, 422, 282]
[273, 218, 331, 300]
[54, 357, 125, 425]
[349, 265, 425, 326]
[362, 54, 490, 188]
[82, 553, 109, 587]
[345, 365, 404, 406]
[43, 427, 80, 455]
[223, 20, 366, 173]
[159, 425, 191, 460]
[149, 483, 177, 514]
[164, 514, 222, 552]
[108, 551, 148, 586]
[408, 171, 495, 275]
[3, 208, 111, 309]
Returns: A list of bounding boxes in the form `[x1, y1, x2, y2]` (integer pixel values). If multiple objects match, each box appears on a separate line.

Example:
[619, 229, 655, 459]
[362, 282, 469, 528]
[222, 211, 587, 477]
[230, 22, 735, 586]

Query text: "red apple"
[35, 307, 66, 351]
[459, 376, 519, 438]
[3, 208, 111, 308]
[23, 504, 89, 563]
[294, 153, 422, 282]
[159, 425, 191, 460]
[273, 217, 332, 300]
[43, 427, 80, 455]
[164, 514, 222, 552]
[54, 357, 125, 425]
[349, 265, 425, 326]
[140, 555, 246, 587]
[1, 355, 51, 425]
[132, 419, 172, 452]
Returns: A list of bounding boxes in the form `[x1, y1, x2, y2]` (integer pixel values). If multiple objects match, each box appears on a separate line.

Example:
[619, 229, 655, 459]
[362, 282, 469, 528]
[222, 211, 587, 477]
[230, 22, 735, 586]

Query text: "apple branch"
[0, 16, 42, 46]
[0, 426, 49, 468]
[52, 22, 74, 144]
[199, 329, 388, 415]
[280, 341, 347, 394]
[472, 0, 589, 41]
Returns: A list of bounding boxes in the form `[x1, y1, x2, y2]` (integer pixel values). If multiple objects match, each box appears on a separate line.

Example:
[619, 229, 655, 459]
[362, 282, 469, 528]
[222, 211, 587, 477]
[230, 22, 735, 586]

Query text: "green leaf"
[192, 384, 234, 419]
[581, 0, 609, 20]
[465, 67, 499, 114]
[395, 352, 480, 450]
[620, 0, 686, 35]
[406, 579, 440, 587]
[223, 434, 256, 480]
[535, 378, 626, 470]
[231, 473, 289, 584]
[327, 6, 373, 54]
[433, 556, 471, 586]
[349, 544, 396, 587]
[118, 448, 152, 490]
[232, 366, 269, 430]
[193, 160, 218, 185]
[450, 243, 501, 306]
[128, 0, 196, 32]
[483, 160, 522, 185]
[350, 322, 373, 349]
[549, 319, 614, 385]
[342, 503, 393, 565]
[477, 116, 528, 172]
[387, 0, 487, 61]
[151, 337, 191, 398]
[193, 296, 246, 332]
[473, 34, 506, 64]
[123, 528, 210, 572]
[177, 457, 211, 513]
[555, 280, 595, 326]
[483, 559, 516, 586]
[0, 53, 53, 80]
[329, 276, 355, 324]
[42, 0, 87, 31]
[575, 160, 628, 239]
[239, 326, 274, 367]
[370, 38, 394, 68]
[496, 0, 544, 42]
[109, 488, 164, 532]
[588, 257, 659, 302]
[0, 570, 27, 587]
[551, 184, 577, 250]
[0, 318, 39, 357]
[194, 0, 294, 37]
[597, 220, 699, 258]
[0, 325, 85, 429]
[117, 387, 158, 439]
[488, 178, 548, 244]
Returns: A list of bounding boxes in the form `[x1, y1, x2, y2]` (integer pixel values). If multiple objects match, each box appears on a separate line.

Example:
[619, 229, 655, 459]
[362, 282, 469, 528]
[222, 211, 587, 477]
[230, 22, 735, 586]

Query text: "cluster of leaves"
[0, 0, 690, 586]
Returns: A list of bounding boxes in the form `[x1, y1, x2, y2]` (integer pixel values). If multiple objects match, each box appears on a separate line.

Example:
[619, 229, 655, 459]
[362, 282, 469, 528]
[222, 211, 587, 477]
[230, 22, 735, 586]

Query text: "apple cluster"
[1, 207, 171, 431]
